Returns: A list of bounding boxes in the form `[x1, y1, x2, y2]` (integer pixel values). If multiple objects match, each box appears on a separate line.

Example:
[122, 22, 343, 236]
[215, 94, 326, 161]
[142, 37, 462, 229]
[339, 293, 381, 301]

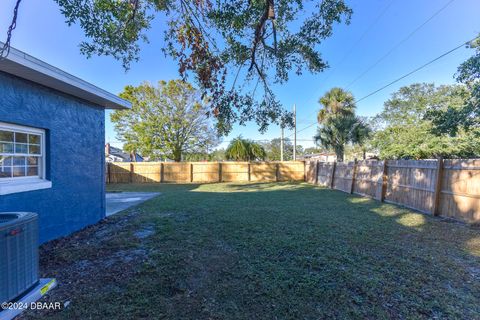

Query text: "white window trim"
[0, 122, 51, 195]
[0, 178, 52, 195]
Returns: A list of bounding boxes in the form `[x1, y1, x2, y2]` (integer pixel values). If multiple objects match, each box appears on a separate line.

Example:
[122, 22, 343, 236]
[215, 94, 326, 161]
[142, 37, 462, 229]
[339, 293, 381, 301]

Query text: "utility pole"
[280, 125, 284, 162]
[293, 104, 297, 161]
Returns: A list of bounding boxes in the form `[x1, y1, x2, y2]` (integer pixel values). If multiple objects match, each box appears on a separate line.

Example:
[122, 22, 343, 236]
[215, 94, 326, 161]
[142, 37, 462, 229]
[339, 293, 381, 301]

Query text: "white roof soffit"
[0, 44, 131, 110]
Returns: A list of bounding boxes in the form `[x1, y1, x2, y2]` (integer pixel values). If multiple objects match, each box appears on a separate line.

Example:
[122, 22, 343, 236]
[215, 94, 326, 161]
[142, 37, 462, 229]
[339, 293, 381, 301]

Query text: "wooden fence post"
[276, 163, 280, 182]
[303, 161, 306, 182]
[160, 163, 164, 183]
[380, 160, 388, 202]
[129, 162, 134, 183]
[218, 162, 222, 182]
[190, 163, 194, 183]
[330, 161, 336, 189]
[107, 162, 111, 184]
[248, 162, 251, 181]
[432, 157, 444, 216]
[315, 161, 319, 185]
[350, 158, 357, 194]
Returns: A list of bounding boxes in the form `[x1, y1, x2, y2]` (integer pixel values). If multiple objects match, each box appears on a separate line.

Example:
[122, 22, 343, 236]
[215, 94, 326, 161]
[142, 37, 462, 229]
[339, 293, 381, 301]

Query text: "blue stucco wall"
[0, 71, 106, 243]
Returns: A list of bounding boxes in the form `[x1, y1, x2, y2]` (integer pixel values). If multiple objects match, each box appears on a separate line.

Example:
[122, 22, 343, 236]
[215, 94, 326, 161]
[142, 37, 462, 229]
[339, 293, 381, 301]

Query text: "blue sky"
[1, 0, 479, 150]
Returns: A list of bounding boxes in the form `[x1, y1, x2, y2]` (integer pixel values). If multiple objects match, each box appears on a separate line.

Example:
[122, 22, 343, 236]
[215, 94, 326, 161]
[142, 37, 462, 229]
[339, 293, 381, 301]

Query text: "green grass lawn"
[25, 182, 480, 319]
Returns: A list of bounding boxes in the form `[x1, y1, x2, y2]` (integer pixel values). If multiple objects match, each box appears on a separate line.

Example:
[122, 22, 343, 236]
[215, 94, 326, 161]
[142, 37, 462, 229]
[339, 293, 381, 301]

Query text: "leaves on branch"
[52, 0, 352, 134]
[112, 80, 221, 161]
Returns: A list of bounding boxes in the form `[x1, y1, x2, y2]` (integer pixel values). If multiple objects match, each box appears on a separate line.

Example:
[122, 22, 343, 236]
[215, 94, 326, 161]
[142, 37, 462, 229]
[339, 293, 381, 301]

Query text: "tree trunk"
[336, 146, 344, 162]
[173, 149, 182, 162]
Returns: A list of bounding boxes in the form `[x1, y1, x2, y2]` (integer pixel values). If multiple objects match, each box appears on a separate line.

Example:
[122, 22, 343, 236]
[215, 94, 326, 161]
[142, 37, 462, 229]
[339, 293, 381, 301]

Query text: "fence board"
[384, 160, 437, 214]
[318, 162, 334, 187]
[305, 161, 334, 186]
[131, 163, 161, 183]
[162, 163, 190, 182]
[333, 162, 355, 193]
[191, 162, 220, 182]
[438, 159, 480, 222]
[250, 162, 277, 181]
[278, 162, 305, 181]
[305, 161, 316, 184]
[221, 162, 250, 182]
[353, 160, 384, 198]
[108, 163, 131, 183]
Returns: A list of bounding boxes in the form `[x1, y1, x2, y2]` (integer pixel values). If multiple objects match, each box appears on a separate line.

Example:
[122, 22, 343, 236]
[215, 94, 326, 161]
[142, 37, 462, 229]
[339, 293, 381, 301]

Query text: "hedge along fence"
[107, 161, 306, 184]
[306, 159, 480, 223]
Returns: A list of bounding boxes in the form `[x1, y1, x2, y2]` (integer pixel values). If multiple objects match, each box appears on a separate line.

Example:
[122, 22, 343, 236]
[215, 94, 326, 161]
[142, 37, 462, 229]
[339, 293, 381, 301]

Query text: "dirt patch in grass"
[134, 226, 155, 239]
[20, 208, 153, 319]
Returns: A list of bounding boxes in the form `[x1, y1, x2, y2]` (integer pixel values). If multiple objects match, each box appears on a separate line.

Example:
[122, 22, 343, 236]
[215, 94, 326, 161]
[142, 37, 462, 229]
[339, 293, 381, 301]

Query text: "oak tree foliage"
[111, 80, 220, 161]
[371, 83, 480, 159]
[425, 37, 480, 136]
[52, 0, 352, 134]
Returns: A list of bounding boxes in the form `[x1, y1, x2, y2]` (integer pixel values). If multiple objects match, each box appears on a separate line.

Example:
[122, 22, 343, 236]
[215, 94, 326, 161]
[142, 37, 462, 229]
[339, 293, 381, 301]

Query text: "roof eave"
[0, 44, 131, 110]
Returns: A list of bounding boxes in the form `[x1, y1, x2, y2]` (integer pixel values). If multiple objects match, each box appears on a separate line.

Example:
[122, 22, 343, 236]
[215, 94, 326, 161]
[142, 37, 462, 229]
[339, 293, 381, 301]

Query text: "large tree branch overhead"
[47, 0, 352, 134]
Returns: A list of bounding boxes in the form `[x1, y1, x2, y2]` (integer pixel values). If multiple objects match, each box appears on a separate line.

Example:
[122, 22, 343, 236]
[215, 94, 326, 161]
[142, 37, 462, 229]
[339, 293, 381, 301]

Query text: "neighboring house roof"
[105, 144, 143, 162]
[299, 152, 337, 160]
[0, 43, 131, 110]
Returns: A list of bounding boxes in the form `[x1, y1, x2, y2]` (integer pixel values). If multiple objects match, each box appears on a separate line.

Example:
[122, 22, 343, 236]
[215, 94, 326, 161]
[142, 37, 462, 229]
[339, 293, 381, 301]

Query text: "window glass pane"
[28, 134, 40, 144]
[27, 157, 38, 165]
[0, 166, 12, 178]
[27, 166, 38, 176]
[29, 145, 41, 155]
[0, 156, 13, 166]
[0, 142, 13, 153]
[15, 132, 28, 143]
[13, 166, 26, 177]
[0, 126, 44, 179]
[13, 156, 26, 166]
[15, 143, 28, 154]
[0, 130, 14, 142]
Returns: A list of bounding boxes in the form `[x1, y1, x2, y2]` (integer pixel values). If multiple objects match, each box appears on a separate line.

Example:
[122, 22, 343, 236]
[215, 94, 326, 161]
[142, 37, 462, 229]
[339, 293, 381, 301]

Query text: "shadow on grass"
[30, 182, 480, 319]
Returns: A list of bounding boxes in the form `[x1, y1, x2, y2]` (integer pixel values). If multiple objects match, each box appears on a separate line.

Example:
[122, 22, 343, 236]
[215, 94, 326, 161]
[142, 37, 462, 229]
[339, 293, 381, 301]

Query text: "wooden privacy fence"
[107, 159, 480, 223]
[107, 161, 306, 184]
[306, 159, 480, 223]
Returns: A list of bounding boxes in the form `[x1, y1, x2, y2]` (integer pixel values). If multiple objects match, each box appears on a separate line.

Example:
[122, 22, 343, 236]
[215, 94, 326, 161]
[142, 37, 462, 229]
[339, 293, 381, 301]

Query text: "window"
[0, 122, 51, 195]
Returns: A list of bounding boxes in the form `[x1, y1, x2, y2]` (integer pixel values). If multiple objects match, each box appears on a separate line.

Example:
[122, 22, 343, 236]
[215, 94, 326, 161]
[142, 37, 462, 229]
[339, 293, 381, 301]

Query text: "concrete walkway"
[106, 192, 160, 216]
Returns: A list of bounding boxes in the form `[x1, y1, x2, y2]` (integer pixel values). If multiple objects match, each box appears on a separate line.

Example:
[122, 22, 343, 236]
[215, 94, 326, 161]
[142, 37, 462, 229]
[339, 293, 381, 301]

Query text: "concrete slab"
[106, 192, 160, 216]
[0, 278, 57, 320]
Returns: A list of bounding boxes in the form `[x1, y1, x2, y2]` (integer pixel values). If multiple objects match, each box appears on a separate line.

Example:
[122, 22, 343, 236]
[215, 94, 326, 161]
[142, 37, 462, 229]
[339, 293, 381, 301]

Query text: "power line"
[287, 36, 477, 139]
[345, 0, 456, 89]
[218, 138, 316, 144]
[296, 0, 395, 125]
[294, 0, 459, 139]
[321, 0, 395, 85]
[114, 35, 474, 151]
[288, 122, 318, 138]
[355, 39, 473, 103]
[222, 0, 456, 146]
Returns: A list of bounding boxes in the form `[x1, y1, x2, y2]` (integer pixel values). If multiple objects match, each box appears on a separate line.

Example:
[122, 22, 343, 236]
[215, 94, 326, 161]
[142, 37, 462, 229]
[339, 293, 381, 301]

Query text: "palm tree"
[314, 113, 370, 162]
[225, 137, 266, 161]
[248, 141, 267, 160]
[350, 116, 372, 160]
[317, 87, 355, 123]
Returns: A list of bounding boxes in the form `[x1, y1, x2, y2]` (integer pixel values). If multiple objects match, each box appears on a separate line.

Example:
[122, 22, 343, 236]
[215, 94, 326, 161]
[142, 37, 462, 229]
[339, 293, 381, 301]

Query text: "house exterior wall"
[301, 154, 337, 162]
[0, 71, 105, 243]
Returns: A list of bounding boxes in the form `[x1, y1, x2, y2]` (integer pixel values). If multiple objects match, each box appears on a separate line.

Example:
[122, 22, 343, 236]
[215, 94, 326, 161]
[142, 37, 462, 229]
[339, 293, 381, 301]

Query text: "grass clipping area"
[22, 183, 480, 319]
